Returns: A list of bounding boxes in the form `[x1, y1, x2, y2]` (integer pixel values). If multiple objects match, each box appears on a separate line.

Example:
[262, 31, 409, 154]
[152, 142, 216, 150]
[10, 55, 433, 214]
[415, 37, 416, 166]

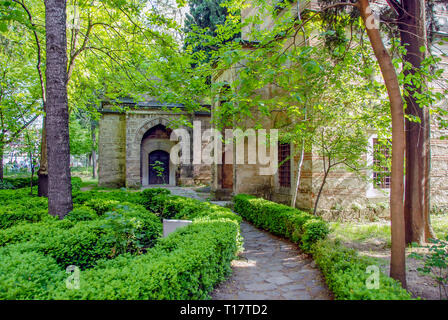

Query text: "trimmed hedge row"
[0, 247, 64, 299]
[50, 219, 240, 300]
[311, 239, 413, 300]
[0, 204, 162, 269]
[0, 177, 81, 191]
[0, 197, 53, 229]
[233, 194, 413, 300]
[141, 189, 241, 224]
[0, 177, 38, 189]
[234, 194, 328, 251]
[0, 187, 241, 299]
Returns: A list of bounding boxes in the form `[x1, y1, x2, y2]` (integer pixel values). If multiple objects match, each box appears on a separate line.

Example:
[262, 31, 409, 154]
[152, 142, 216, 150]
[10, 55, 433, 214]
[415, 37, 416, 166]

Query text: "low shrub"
[142, 190, 241, 223]
[0, 188, 40, 203]
[0, 188, 240, 300]
[83, 198, 120, 216]
[0, 198, 53, 229]
[0, 246, 64, 299]
[50, 219, 240, 300]
[0, 177, 38, 189]
[234, 194, 328, 251]
[100, 203, 162, 255]
[66, 206, 98, 221]
[71, 177, 83, 192]
[0, 205, 162, 269]
[234, 194, 413, 300]
[72, 190, 144, 206]
[311, 239, 413, 300]
[0, 180, 15, 190]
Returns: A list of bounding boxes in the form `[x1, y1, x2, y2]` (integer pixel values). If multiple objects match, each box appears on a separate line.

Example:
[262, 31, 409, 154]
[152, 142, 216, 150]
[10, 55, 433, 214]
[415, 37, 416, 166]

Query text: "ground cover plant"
[0, 185, 241, 300]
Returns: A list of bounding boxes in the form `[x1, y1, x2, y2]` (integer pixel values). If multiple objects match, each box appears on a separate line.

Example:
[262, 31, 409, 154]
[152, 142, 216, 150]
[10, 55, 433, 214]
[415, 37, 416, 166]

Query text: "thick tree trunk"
[359, 0, 406, 287]
[398, 0, 436, 244]
[45, 0, 73, 218]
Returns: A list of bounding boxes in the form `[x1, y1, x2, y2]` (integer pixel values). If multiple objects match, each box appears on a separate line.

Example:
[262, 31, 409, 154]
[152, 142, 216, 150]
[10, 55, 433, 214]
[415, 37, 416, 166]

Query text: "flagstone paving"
[212, 221, 332, 300]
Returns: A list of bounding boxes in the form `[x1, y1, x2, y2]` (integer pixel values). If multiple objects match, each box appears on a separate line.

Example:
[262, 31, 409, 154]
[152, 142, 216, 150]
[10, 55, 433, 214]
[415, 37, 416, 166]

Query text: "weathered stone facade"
[211, 0, 448, 214]
[98, 99, 212, 188]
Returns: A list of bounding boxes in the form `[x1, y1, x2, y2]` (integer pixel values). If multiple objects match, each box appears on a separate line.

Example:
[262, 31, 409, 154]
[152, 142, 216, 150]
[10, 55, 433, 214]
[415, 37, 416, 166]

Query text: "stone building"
[98, 98, 212, 188]
[211, 0, 448, 215]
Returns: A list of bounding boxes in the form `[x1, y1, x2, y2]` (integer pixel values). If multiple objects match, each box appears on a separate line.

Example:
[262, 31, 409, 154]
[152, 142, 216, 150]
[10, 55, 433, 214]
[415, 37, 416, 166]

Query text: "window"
[372, 138, 391, 189]
[278, 143, 291, 188]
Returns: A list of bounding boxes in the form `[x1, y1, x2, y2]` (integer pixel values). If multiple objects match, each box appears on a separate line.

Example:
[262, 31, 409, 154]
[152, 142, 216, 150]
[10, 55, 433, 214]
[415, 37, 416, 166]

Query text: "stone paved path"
[212, 221, 332, 300]
[142, 186, 332, 300]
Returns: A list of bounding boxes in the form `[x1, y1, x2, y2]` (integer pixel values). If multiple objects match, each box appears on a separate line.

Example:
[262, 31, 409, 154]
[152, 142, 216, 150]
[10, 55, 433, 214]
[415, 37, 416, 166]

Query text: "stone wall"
[98, 106, 212, 188]
[98, 113, 126, 187]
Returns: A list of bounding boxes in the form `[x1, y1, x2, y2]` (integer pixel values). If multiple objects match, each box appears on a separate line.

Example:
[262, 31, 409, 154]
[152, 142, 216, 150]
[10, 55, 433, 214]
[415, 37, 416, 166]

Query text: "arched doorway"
[140, 124, 176, 186]
[148, 150, 170, 184]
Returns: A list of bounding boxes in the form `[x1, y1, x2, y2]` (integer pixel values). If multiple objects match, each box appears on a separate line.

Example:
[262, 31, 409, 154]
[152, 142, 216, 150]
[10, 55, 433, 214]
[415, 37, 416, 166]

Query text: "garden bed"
[0, 187, 241, 300]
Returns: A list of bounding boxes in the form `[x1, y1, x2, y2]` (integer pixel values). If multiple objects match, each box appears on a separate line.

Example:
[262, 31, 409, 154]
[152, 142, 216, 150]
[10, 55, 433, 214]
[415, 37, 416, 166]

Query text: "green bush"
[100, 203, 162, 255]
[83, 198, 120, 215]
[0, 188, 240, 300]
[72, 190, 145, 206]
[0, 177, 38, 189]
[66, 206, 98, 221]
[71, 177, 83, 192]
[0, 246, 64, 299]
[50, 219, 240, 300]
[142, 191, 241, 223]
[0, 180, 15, 190]
[0, 188, 41, 203]
[233, 194, 413, 300]
[234, 194, 328, 251]
[311, 239, 413, 300]
[0, 198, 53, 229]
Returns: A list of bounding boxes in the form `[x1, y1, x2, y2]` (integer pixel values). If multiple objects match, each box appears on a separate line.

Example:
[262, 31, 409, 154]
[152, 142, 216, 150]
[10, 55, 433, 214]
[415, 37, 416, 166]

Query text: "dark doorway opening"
[149, 150, 170, 184]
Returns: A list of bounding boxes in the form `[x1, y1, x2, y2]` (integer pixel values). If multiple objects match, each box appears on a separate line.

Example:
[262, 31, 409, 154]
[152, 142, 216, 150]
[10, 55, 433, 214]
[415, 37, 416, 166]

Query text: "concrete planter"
[163, 219, 192, 237]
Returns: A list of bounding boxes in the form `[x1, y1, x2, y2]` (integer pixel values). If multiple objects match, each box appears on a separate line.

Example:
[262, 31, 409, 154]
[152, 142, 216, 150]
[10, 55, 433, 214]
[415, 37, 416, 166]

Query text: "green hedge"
[0, 177, 38, 189]
[0, 197, 53, 229]
[0, 177, 81, 191]
[234, 194, 328, 251]
[234, 194, 413, 300]
[50, 219, 240, 300]
[311, 239, 413, 300]
[142, 189, 241, 223]
[0, 247, 64, 299]
[0, 187, 241, 299]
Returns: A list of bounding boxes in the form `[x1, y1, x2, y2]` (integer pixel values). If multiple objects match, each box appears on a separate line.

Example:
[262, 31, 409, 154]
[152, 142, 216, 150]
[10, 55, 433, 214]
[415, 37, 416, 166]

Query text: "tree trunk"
[0, 141, 3, 182]
[398, 0, 436, 244]
[29, 151, 34, 196]
[359, 0, 406, 287]
[38, 117, 48, 197]
[91, 128, 96, 179]
[45, 0, 73, 218]
[291, 140, 305, 208]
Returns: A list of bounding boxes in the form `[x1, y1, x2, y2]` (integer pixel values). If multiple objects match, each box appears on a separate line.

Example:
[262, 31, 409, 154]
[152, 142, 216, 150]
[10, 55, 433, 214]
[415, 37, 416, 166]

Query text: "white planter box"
[163, 219, 192, 237]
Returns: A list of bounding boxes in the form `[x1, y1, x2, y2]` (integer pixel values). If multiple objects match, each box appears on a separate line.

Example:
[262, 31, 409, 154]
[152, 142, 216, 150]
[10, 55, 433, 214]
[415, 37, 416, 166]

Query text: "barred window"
[373, 138, 391, 189]
[278, 143, 291, 188]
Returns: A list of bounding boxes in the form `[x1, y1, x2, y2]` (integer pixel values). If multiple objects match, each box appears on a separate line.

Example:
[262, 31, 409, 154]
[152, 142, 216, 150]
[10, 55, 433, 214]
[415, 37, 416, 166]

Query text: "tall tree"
[45, 0, 72, 218]
[204, 0, 408, 286]
[387, 0, 436, 244]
